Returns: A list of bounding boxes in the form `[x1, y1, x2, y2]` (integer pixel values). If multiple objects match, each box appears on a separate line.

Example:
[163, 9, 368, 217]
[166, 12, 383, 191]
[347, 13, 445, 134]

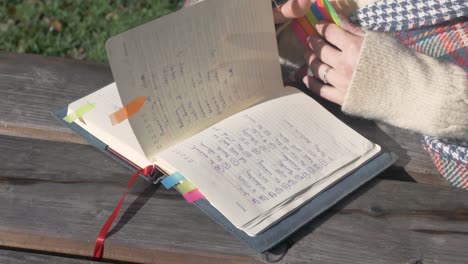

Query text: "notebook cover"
[54, 107, 397, 253]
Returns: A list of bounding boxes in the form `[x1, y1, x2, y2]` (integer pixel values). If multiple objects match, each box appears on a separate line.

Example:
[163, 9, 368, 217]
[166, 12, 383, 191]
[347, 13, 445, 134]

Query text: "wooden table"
[1, 52, 467, 264]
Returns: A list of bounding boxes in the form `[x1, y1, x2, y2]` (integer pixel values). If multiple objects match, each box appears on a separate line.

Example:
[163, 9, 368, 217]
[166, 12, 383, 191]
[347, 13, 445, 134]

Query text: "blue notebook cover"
[54, 107, 397, 253]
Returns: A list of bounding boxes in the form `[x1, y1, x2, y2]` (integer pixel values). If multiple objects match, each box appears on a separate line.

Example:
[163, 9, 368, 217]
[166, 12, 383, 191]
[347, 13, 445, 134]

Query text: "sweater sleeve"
[342, 31, 468, 140]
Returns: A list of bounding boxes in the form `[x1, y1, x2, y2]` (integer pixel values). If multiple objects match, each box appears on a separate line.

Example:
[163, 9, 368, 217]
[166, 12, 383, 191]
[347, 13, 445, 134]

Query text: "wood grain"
[0, 52, 442, 184]
[0, 248, 100, 264]
[1, 135, 467, 264]
[279, 180, 468, 264]
[0, 135, 260, 264]
[0, 52, 112, 144]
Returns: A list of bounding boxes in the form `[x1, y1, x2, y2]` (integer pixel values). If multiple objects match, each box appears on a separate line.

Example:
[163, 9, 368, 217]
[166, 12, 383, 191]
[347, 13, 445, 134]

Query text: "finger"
[273, 0, 312, 23]
[339, 15, 365, 37]
[307, 35, 341, 68]
[315, 22, 359, 50]
[303, 76, 344, 105]
[305, 51, 348, 89]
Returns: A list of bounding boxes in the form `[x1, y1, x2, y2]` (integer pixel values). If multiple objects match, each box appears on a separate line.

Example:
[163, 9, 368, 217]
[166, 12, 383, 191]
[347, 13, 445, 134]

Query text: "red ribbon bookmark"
[93, 165, 154, 259]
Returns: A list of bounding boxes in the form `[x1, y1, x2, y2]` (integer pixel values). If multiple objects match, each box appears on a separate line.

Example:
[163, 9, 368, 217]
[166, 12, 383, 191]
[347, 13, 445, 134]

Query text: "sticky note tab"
[109, 96, 146, 126]
[316, 0, 333, 21]
[305, 10, 318, 27]
[296, 16, 316, 36]
[323, 0, 342, 26]
[176, 180, 197, 194]
[291, 21, 309, 48]
[183, 189, 204, 203]
[63, 103, 95, 123]
[161, 172, 185, 189]
[310, 2, 324, 21]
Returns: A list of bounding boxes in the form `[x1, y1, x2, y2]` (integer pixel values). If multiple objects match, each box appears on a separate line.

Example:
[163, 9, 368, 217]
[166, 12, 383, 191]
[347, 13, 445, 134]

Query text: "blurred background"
[0, 0, 184, 62]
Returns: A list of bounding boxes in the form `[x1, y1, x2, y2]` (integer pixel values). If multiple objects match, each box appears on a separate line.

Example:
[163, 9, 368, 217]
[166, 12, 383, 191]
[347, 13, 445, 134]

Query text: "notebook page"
[156, 89, 376, 230]
[67, 83, 151, 168]
[106, 0, 284, 159]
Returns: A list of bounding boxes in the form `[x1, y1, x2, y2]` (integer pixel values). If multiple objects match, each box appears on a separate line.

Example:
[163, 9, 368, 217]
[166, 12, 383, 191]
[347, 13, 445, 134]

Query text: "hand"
[273, 0, 312, 24]
[303, 18, 364, 105]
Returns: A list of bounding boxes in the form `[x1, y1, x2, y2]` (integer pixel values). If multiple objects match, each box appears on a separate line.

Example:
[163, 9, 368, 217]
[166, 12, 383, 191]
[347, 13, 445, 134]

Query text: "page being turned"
[106, 0, 284, 159]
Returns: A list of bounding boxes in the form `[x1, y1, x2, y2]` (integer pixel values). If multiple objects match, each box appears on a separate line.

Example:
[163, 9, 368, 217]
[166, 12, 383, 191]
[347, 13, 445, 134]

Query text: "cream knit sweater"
[278, 0, 468, 140]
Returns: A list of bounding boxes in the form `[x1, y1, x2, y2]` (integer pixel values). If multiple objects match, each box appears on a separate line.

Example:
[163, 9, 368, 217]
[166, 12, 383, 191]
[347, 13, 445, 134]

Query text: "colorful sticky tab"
[315, 0, 333, 21]
[109, 96, 146, 126]
[310, 2, 324, 21]
[323, 0, 342, 26]
[161, 172, 185, 189]
[305, 10, 318, 27]
[296, 16, 316, 36]
[63, 103, 95, 123]
[291, 21, 309, 48]
[182, 189, 204, 203]
[176, 180, 197, 194]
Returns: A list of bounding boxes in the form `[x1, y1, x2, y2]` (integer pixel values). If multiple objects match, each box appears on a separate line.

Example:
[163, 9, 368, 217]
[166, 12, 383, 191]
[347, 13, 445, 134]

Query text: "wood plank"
[0, 52, 442, 184]
[278, 179, 468, 264]
[0, 52, 113, 144]
[0, 248, 100, 264]
[2, 135, 468, 263]
[0, 135, 259, 264]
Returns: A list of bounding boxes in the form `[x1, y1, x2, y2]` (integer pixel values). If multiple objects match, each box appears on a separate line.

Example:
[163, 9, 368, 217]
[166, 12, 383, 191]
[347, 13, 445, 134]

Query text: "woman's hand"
[303, 19, 364, 105]
[273, 0, 311, 24]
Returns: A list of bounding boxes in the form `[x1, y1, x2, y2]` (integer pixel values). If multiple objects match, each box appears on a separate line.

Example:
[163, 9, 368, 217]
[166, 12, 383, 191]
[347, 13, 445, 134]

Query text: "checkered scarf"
[350, 0, 468, 189]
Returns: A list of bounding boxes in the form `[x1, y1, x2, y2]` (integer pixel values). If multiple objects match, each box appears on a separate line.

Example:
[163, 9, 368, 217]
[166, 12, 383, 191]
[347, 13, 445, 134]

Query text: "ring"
[322, 67, 331, 84]
[307, 67, 313, 77]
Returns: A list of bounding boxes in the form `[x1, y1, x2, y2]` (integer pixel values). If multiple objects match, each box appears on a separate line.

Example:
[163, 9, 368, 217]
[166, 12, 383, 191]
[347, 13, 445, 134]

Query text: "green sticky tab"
[305, 10, 318, 27]
[176, 180, 197, 194]
[323, 0, 342, 26]
[63, 103, 95, 123]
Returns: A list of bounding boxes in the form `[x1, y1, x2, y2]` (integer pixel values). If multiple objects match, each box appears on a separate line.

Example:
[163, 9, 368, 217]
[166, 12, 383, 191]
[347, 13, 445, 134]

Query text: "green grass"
[0, 0, 184, 62]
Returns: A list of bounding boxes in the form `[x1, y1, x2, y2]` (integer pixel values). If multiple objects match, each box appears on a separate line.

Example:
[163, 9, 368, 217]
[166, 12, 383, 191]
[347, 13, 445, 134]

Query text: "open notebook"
[57, 0, 396, 251]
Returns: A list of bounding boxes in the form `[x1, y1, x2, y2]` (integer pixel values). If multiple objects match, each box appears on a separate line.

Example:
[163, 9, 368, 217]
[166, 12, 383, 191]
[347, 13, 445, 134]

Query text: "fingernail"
[302, 76, 309, 88]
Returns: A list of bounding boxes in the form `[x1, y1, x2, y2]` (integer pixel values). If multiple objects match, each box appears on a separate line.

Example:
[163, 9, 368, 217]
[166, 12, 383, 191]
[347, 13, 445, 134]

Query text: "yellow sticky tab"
[176, 180, 197, 194]
[305, 10, 318, 27]
[63, 103, 95, 123]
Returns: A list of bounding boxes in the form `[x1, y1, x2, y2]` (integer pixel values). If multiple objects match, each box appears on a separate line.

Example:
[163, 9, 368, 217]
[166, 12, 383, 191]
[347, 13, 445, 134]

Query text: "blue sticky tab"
[161, 172, 185, 189]
[310, 2, 324, 21]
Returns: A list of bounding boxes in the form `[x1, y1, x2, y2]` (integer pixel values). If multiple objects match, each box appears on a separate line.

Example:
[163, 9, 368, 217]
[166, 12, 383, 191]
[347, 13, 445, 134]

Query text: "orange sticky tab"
[296, 16, 316, 36]
[110, 96, 146, 125]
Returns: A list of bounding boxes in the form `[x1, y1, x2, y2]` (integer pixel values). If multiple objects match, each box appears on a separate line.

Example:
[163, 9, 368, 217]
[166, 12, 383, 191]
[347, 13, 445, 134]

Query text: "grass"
[0, 0, 184, 62]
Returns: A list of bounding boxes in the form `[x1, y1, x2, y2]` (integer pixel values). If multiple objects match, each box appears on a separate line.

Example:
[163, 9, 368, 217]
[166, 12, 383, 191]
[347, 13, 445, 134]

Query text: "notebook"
[56, 0, 397, 252]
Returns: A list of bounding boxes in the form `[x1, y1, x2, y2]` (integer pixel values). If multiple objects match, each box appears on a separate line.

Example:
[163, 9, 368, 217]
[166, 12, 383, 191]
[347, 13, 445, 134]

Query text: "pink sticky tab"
[290, 21, 309, 49]
[183, 189, 204, 203]
[316, 0, 332, 22]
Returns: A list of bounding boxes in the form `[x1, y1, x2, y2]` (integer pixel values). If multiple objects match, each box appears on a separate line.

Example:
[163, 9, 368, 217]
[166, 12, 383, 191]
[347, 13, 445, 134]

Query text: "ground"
[0, 0, 184, 62]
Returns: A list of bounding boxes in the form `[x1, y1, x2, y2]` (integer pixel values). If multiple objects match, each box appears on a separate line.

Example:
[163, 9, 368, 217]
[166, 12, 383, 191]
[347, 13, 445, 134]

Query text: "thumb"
[273, 0, 312, 24]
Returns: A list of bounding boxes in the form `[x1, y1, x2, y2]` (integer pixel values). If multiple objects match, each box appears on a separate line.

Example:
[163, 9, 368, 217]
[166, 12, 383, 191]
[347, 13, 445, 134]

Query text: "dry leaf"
[50, 18, 62, 32]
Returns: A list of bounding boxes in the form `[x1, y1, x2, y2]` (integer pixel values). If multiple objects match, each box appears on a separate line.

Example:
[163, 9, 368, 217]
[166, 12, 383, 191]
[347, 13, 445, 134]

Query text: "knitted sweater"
[277, 0, 468, 140]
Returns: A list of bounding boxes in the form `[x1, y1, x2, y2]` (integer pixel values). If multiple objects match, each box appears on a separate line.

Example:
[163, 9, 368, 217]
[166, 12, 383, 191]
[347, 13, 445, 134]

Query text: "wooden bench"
[1, 52, 467, 263]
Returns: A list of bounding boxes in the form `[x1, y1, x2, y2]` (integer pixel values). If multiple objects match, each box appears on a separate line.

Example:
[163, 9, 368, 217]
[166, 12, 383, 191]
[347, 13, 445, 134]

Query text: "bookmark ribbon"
[63, 103, 95, 123]
[93, 165, 154, 260]
[161, 172, 185, 189]
[109, 96, 146, 126]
